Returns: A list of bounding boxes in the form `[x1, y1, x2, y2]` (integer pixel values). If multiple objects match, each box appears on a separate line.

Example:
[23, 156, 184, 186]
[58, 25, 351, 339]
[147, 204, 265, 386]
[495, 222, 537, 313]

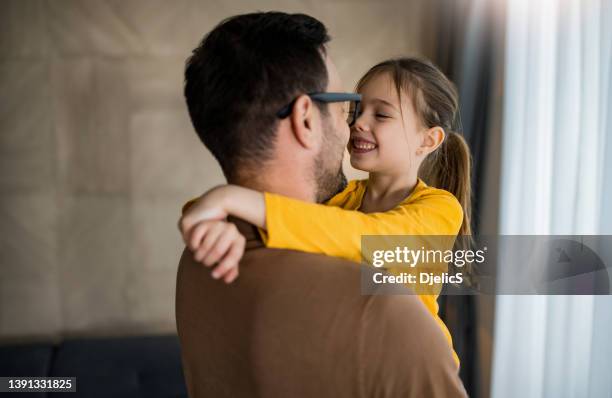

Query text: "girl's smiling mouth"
[350, 137, 378, 153]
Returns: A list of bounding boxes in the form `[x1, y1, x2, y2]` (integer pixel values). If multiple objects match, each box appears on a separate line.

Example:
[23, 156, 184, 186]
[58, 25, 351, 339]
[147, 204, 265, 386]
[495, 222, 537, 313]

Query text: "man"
[176, 12, 467, 397]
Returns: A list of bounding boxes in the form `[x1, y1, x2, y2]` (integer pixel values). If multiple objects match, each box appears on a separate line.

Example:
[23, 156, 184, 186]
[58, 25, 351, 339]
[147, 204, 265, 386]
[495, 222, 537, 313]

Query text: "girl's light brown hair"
[356, 57, 473, 237]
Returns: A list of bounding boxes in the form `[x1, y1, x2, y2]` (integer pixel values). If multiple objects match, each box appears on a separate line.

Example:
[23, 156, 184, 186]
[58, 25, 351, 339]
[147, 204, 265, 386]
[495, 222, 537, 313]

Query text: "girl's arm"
[261, 190, 463, 263]
[181, 184, 463, 263]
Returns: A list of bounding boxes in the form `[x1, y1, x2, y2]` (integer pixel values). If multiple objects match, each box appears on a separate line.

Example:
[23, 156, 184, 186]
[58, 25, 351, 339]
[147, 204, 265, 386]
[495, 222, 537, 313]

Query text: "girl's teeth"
[353, 140, 376, 150]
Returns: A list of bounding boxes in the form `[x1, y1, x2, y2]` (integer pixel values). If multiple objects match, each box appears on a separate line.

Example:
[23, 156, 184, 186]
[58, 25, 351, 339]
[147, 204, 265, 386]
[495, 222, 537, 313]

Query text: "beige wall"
[0, 0, 431, 341]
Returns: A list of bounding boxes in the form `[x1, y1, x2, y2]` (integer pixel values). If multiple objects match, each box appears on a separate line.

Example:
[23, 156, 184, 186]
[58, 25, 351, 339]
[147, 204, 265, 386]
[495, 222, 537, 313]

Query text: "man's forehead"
[324, 54, 343, 92]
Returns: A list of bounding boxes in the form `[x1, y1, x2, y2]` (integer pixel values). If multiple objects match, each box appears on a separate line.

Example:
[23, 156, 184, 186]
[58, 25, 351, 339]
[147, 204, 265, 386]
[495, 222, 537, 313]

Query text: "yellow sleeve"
[260, 188, 463, 263]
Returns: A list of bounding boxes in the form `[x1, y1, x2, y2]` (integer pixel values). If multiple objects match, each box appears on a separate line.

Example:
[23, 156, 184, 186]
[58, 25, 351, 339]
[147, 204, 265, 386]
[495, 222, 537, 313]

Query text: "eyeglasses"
[276, 92, 362, 126]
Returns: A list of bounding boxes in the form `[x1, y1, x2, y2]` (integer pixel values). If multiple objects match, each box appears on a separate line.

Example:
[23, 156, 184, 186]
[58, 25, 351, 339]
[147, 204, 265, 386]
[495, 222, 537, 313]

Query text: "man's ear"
[419, 126, 445, 155]
[290, 94, 318, 149]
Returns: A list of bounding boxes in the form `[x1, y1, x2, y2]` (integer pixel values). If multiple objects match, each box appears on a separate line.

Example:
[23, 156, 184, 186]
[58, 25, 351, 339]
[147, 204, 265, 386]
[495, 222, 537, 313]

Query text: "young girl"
[180, 57, 471, 366]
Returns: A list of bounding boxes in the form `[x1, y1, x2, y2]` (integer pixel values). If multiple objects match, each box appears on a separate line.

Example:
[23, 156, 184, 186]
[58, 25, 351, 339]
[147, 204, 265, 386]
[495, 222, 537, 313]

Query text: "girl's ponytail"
[419, 131, 472, 236]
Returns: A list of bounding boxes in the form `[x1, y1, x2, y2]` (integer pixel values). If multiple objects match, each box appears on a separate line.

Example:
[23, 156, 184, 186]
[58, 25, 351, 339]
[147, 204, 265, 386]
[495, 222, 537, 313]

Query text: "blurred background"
[1, 0, 610, 397]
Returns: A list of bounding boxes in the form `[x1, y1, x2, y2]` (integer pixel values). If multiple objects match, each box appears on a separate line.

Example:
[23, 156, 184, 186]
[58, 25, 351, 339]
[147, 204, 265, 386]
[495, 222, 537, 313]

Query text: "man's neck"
[230, 167, 316, 203]
[229, 129, 318, 203]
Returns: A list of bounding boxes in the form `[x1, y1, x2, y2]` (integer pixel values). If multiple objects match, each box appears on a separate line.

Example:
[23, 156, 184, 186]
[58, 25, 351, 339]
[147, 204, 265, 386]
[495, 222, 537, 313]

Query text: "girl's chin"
[349, 156, 375, 172]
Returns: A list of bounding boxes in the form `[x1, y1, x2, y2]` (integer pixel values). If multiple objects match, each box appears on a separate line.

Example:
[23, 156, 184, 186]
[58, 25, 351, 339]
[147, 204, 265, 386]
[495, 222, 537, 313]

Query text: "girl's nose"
[353, 116, 369, 133]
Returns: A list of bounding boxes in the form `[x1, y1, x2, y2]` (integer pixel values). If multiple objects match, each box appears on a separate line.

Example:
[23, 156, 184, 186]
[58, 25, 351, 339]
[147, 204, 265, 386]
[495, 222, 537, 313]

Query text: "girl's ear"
[419, 126, 445, 155]
[290, 95, 317, 149]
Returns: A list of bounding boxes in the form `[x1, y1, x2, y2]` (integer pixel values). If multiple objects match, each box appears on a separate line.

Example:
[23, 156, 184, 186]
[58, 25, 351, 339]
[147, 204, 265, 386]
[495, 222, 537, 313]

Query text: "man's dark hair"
[184, 12, 331, 181]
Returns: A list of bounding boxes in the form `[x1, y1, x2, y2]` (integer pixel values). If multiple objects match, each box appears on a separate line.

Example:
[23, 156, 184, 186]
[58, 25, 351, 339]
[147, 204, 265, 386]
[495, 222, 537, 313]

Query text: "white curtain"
[492, 0, 612, 397]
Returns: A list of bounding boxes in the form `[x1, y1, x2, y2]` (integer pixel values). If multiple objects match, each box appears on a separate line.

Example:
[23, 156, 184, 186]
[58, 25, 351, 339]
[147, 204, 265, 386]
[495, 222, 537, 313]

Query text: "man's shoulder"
[177, 245, 361, 290]
[239, 246, 364, 288]
[254, 246, 359, 265]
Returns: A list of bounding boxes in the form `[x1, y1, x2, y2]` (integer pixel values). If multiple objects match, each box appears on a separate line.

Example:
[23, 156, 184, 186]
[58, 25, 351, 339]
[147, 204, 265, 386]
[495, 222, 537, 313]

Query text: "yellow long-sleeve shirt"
[183, 178, 463, 366]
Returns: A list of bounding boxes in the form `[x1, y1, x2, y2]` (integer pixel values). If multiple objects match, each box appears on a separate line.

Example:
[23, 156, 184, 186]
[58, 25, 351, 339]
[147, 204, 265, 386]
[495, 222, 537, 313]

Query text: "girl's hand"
[187, 219, 246, 284]
[179, 185, 230, 244]
[179, 185, 267, 245]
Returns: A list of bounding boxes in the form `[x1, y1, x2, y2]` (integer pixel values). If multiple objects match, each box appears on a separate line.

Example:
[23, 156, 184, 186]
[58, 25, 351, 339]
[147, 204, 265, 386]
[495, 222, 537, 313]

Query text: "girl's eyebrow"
[367, 97, 400, 112]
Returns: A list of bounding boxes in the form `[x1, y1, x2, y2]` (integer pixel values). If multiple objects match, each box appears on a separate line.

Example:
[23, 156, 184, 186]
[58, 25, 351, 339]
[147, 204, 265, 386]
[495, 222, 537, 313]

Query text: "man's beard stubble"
[313, 119, 348, 203]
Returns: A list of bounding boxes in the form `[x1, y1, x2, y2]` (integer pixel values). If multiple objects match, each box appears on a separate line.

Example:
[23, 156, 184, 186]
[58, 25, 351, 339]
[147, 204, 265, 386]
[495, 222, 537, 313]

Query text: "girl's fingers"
[188, 221, 210, 251]
[202, 224, 237, 266]
[179, 210, 211, 243]
[194, 221, 226, 263]
[223, 267, 239, 284]
[178, 215, 195, 244]
[178, 189, 229, 242]
[211, 235, 246, 280]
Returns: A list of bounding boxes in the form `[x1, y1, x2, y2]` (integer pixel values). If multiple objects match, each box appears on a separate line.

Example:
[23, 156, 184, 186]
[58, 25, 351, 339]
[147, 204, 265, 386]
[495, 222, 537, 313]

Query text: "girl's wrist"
[216, 184, 240, 215]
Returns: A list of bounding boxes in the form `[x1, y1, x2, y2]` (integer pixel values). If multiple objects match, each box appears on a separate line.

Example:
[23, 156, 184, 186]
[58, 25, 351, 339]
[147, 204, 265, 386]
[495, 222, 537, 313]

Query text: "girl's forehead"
[358, 72, 402, 106]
